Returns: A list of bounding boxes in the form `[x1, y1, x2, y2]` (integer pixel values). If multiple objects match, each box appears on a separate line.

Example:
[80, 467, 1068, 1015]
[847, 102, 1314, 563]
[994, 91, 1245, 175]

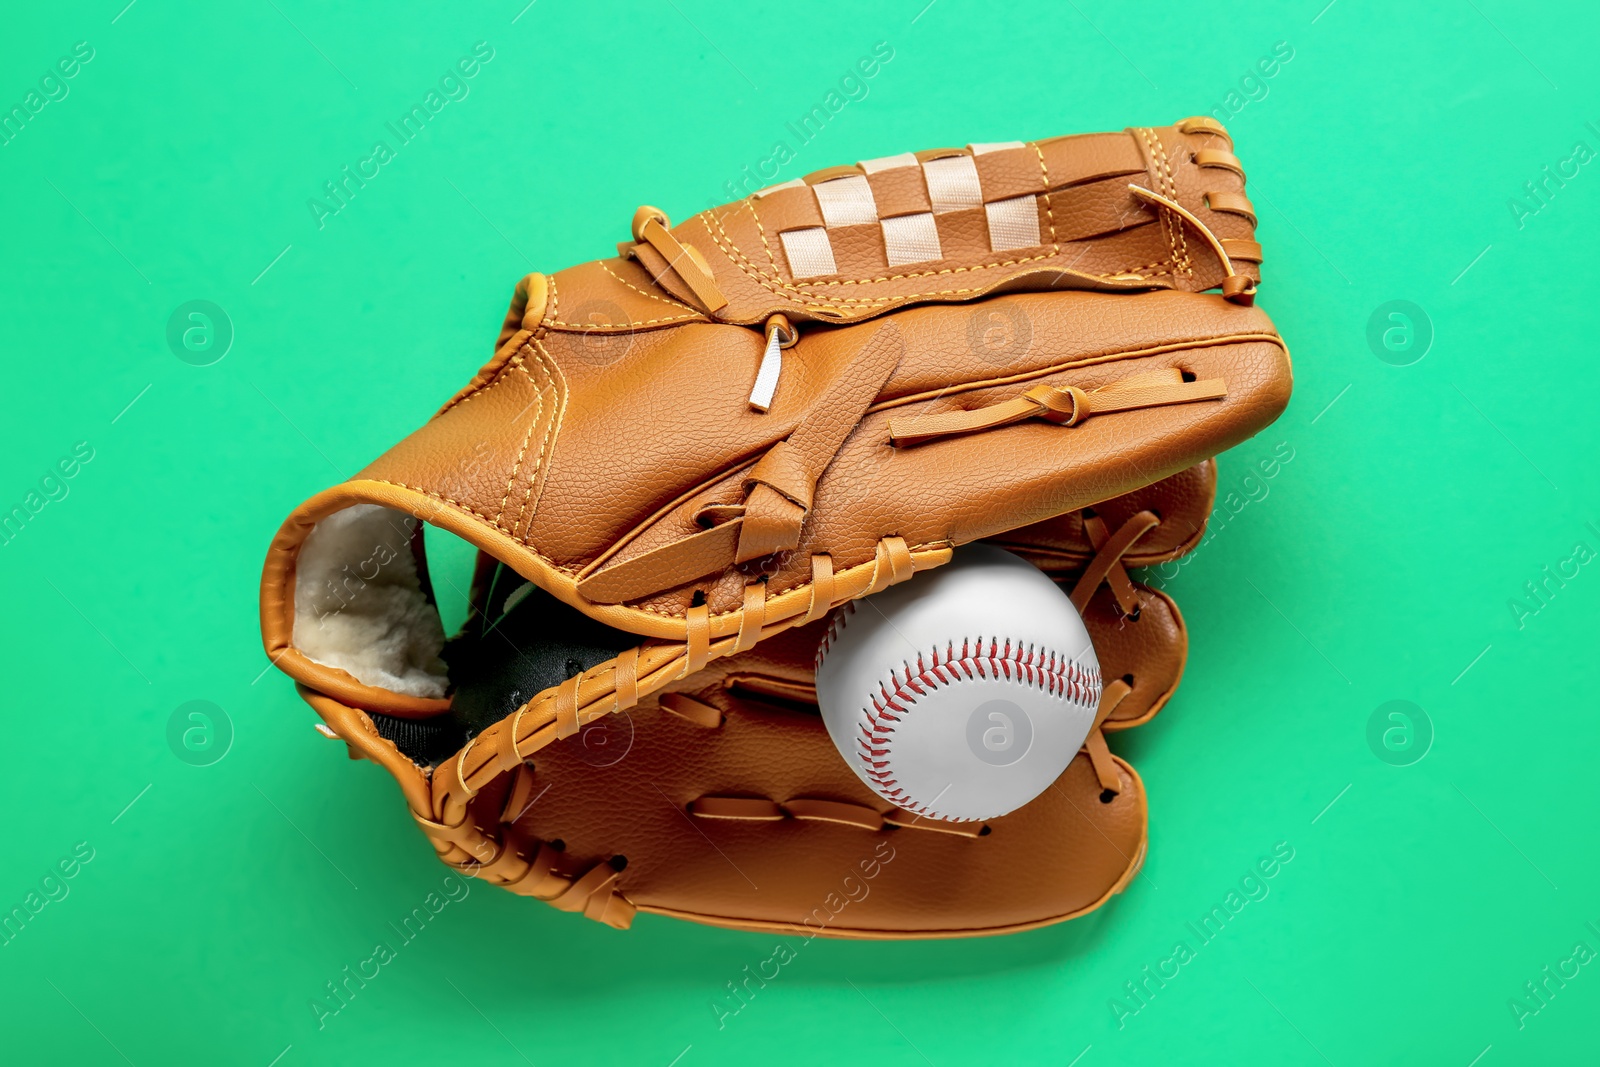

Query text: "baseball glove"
[302, 463, 1213, 935]
[260, 117, 1290, 931]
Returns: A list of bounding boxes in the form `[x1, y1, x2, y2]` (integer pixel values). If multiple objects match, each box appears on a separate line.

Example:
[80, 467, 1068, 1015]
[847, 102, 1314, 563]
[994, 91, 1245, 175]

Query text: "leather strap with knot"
[1127, 183, 1257, 304]
[888, 367, 1225, 449]
[1069, 510, 1158, 617]
[578, 321, 905, 605]
[620, 205, 728, 315]
[1063, 507, 1162, 792]
[425, 534, 926, 914]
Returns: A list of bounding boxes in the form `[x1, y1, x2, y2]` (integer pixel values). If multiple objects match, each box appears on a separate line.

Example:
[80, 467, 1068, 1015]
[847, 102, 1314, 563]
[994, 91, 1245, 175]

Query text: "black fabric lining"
[366, 711, 466, 768]
[443, 564, 638, 741]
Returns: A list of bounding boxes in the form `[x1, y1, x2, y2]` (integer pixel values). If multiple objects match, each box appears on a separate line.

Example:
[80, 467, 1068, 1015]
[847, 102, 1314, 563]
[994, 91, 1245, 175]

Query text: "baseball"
[814, 545, 1102, 822]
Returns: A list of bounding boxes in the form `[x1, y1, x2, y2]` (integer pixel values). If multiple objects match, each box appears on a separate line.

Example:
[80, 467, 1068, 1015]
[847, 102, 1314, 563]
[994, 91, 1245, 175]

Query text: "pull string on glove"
[748, 313, 798, 412]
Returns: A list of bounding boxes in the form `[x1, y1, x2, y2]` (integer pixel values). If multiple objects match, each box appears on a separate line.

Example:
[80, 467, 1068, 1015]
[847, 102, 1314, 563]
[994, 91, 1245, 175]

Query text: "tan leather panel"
[748, 182, 824, 235]
[1077, 582, 1186, 729]
[972, 144, 1047, 201]
[627, 330, 1282, 625]
[825, 222, 889, 278]
[541, 259, 705, 334]
[995, 458, 1217, 567]
[528, 290, 1271, 564]
[291, 469, 1203, 935]
[497, 708, 1144, 935]
[358, 343, 563, 545]
[1043, 173, 1162, 245]
[865, 163, 932, 218]
[1036, 131, 1149, 189]
[928, 204, 992, 262]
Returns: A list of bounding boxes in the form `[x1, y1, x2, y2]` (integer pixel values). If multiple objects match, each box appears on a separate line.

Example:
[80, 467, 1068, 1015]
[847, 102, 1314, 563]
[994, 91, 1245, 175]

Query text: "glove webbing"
[424, 536, 924, 911]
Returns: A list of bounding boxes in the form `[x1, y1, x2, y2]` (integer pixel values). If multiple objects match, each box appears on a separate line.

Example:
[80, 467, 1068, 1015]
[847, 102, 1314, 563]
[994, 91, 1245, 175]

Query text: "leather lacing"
[1139, 116, 1260, 304]
[407, 535, 926, 927]
[1070, 509, 1161, 797]
[887, 367, 1226, 449]
[304, 505, 1167, 928]
[1127, 185, 1256, 305]
[618, 119, 1258, 323]
[689, 796, 989, 838]
[678, 507, 1167, 844]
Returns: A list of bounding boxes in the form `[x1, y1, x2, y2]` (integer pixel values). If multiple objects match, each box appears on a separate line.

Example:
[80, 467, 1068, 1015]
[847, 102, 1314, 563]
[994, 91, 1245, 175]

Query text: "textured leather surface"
[259, 118, 1288, 935]
[261, 290, 1286, 708]
[992, 458, 1217, 570]
[261, 119, 1284, 724]
[297, 467, 1210, 936]
[625, 121, 1259, 326]
[500, 684, 1146, 937]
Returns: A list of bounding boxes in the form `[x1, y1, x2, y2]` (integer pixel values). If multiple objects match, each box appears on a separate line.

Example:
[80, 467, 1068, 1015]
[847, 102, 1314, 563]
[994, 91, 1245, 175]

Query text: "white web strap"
[779, 227, 837, 278]
[985, 194, 1041, 251]
[748, 322, 785, 412]
[880, 212, 942, 266]
[922, 154, 982, 213]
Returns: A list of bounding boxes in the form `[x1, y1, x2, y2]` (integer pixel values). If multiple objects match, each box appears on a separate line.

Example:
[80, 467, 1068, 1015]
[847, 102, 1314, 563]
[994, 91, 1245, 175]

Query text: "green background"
[3, 1, 1597, 1063]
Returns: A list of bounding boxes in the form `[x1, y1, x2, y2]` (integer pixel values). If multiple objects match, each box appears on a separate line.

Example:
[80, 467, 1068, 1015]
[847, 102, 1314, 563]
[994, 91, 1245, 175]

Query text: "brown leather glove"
[261, 118, 1289, 931]
[299, 464, 1212, 935]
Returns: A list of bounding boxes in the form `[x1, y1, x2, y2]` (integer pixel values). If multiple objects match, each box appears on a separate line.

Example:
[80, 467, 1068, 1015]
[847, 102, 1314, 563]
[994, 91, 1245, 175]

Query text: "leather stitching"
[709, 209, 1164, 307]
[1139, 127, 1191, 276]
[597, 260, 702, 316]
[738, 199, 782, 275]
[1159, 135, 1191, 272]
[516, 341, 566, 537]
[496, 367, 546, 528]
[708, 207, 1059, 294]
[1095, 257, 1179, 282]
[1031, 141, 1060, 253]
[547, 309, 704, 328]
[1136, 128, 1180, 275]
[502, 361, 548, 531]
[365, 478, 579, 575]
[438, 350, 522, 412]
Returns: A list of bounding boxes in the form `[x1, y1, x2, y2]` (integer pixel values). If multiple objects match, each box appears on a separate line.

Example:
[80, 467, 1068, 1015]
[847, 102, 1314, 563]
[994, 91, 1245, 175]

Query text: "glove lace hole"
[1098, 789, 1118, 804]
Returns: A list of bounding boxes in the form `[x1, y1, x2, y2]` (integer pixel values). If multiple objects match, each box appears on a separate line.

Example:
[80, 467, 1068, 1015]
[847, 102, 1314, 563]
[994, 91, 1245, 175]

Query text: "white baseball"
[814, 545, 1101, 822]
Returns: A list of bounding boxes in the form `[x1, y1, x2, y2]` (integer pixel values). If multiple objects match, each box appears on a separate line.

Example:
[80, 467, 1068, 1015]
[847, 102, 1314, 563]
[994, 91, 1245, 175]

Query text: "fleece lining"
[293, 504, 449, 698]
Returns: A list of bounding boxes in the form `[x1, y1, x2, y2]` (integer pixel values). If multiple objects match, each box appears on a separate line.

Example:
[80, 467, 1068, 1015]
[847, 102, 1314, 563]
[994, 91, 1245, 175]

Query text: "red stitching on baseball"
[819, 605, 1101, 822]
